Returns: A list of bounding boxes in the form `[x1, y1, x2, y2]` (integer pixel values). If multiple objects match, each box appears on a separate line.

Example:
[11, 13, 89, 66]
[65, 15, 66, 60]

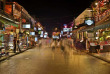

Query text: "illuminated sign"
[63, 28, 71, 32]
[5, 5, 12, 15]
[23, 24, 30, 28]
[85, 20, 94, 26]
[30, 32, 35, 36]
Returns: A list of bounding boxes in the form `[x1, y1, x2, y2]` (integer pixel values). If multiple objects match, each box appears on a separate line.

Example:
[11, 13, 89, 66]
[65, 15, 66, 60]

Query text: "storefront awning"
[80, 20, 110, 32]
[0, 17, 18, 27]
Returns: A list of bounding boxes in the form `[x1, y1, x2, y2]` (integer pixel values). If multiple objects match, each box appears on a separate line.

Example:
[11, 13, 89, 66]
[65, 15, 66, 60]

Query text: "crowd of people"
[37, 38, 66, 52]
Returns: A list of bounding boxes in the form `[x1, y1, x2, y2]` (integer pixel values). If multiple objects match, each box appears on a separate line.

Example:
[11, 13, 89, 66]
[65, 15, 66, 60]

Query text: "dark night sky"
[11, 0, 94, 36]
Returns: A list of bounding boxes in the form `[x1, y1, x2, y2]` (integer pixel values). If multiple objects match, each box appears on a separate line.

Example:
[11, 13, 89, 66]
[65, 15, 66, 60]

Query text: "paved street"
[0, 46, 110, 74]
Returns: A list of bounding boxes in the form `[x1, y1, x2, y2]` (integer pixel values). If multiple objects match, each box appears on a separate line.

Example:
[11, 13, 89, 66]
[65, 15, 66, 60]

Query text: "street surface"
[0, 45, 110, 74]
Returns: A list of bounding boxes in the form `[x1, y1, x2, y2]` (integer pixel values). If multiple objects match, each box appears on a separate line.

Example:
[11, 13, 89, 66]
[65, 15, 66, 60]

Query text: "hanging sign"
[85, 20, 94, 26]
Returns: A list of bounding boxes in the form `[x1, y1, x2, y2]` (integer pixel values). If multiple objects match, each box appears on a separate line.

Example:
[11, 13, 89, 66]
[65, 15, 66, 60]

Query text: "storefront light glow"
[45, 32, 48, 35]
[106, 36, 110, 38]
[96, 37, 99, 39]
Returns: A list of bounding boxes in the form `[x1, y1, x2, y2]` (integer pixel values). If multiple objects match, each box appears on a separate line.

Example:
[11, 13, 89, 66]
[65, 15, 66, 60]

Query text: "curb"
[87, 53, 110, 63]
[0, 46, 35, 62]
[72, 46, 110, 63]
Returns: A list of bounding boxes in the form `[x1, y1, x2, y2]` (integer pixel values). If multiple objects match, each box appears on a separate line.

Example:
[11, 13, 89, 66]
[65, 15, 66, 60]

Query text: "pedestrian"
[38, 39, 42, 49]
[96, 41, 100, 54]
[48, 38, 51, 47]
[51, 41, 55, 51]
[13, 37, 17, 53]
[61, 45, 65, 52]
[60, 39, 65, 52]
[17, 39, 21, 52]
[57, 40, 60, 48]
[86, 39, 90, 52]
[4, 40, 9, 57]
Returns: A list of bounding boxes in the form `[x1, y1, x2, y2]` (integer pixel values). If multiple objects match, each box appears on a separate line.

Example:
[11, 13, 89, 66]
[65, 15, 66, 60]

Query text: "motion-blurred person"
[13, 37, 17, 53]
[57, 39, 60, 48]
[38, 39, 42, 49]
[17, 39, 21, 52]
[60, 39, 65, 52]
[51, 41, 55, 51]
[96, 41, 100, 54]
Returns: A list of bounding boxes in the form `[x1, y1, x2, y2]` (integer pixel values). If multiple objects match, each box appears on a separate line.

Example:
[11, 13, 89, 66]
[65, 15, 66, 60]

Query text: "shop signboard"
[63, 28, 70, 32]
[5, 5, 12, 15]
[30, 32, 35, 36]
[23, 24, 31, 28]
[85, 19, 94, 26]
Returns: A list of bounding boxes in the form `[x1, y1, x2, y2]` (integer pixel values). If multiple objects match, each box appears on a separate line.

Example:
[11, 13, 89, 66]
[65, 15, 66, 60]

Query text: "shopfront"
[0, 16, 18, 55]
[83, 21, 110, 53]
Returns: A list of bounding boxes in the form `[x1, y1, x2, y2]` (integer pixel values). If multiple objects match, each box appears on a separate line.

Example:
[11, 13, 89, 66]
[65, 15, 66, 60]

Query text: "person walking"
[86, 39, 90, 53]
[17, 39, 21, 52]
[38, 39, 42, 49]
[60, 39, 65, 52]
[51, 41, 55, 51]
[96, 41, 100, 54]
[13, 37, 17, 53]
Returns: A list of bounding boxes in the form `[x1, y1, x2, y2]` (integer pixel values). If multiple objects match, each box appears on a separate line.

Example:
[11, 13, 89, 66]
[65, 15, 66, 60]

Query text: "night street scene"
[0, 0, 110, 74]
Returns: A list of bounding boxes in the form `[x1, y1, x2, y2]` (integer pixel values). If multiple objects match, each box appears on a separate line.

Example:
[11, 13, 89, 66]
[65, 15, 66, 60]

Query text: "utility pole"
[20, 6, 22, 33]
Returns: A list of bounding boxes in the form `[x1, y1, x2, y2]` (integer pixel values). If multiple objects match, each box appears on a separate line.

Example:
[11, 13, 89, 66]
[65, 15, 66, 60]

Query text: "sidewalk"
[88, 52, 110, 63]
[71, 40, 110, 63]
[0, 46, 34, 62]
